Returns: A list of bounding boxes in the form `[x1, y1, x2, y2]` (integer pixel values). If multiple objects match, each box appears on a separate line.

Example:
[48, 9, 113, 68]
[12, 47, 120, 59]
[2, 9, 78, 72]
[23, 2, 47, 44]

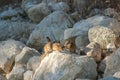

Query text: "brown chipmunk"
[64, 36, 77, 53]
[52, 41, 63, 52]
[40, 37, 63, 62]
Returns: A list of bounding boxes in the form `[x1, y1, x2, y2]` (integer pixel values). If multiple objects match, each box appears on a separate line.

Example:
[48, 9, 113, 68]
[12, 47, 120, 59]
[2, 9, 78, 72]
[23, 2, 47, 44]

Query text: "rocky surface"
[32, 51, 97, 80]
[27, 11, 74, 50]
[0, 0, 120, 80]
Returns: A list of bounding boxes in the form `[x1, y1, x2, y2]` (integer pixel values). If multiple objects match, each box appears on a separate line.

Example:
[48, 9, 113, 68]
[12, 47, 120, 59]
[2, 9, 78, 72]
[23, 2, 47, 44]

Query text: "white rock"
[0, 39, 25, 73]
[32, 51, 97, 80]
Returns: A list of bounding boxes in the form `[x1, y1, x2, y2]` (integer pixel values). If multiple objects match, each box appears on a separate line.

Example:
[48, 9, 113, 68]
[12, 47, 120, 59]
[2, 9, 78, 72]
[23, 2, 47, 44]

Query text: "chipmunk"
[43, 37, 53, 54]
[52, 41, 63, 52]
[40, 37, 63, 62]
[64, 36, 77, 53]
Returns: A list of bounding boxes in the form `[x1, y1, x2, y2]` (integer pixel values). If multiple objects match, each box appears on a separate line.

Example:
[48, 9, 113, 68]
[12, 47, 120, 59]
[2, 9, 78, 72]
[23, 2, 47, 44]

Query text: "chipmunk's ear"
[46, 36, 51, 42]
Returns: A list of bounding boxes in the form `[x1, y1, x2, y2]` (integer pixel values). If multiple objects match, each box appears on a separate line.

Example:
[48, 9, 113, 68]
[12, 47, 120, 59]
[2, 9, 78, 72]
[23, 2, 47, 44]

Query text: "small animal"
[52, 41, 63, 52]
[64, 36, 77, 53]
[43, 37, 52, 54]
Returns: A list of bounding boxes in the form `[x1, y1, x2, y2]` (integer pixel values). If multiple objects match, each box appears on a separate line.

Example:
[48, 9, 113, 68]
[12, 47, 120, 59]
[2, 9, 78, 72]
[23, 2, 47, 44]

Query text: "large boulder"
[27, 56, 40, 72]
[64, 20, 92, 48]
[21, 0, 42, 13]
[0, 39, 25, 73]
[32, 51, 97, 80]
[28, 2, 51, 23]
[0, 20, 35, 43]
[104, 48, 120, 77]
[6, 64, 26, 80]
[88, 26, 117, 49]
[27, 11, 74, 50]
[15, 47, 40, 66]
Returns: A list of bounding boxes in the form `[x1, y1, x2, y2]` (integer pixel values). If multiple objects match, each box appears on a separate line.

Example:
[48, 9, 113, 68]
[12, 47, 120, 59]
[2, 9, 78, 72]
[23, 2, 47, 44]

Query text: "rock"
[6, 64, 26, 80]
[0, 74, 7, 80]
[0, 20, 35, 43]
[103, 8, 120, 21]
[49, 2, 70, 12]
[86, 15, 120, 36]
[0, 39, 25, 73]
[21, 0, 42, 13]
[88, 26, 117, 49]
[0, 7, 24, 20]
[24, 70, 33, 80]
[84, 42, 102, 62]
[64, 20, 92, 48]
[104, 48, 120, 77]
[15, 47, 40, 66]
[113, 72, 120, 78]
[27, 11, 74, 50]
[72, 0, 93, 18]
[27, 56, 40, 72]
[99, 77, 120, 80]
[32, 51, 97, 80]
[28, 2, 51, 23]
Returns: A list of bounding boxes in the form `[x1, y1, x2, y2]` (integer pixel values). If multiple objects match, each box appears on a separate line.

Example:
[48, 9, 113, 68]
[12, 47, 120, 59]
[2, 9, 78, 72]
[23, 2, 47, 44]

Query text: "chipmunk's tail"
[46, 36, 51, 42]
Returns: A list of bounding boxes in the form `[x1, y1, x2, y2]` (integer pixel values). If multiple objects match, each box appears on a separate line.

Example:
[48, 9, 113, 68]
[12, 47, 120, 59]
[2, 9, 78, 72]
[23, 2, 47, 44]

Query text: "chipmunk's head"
[52, 41, 63, 52]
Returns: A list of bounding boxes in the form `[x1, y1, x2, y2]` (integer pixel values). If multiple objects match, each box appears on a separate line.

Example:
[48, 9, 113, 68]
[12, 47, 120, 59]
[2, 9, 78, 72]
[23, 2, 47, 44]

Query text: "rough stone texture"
[28, 2, 51, 23]
[6, 64, 26, 80]
[27, 56, 40, 72]
[49, 2, 70, 12]
[104, 48, 120, 77]
[21, 0, 42, 13]
[0, 20, 35, 43]
[0, 39, 25, 73]
[103, 8, 120, 21]
[84, 42, 102, 62]
[15, 47, 40, 66]
[99, 77, 120, 80]
[24, 70, 33, 80]
[27, 11, 74, 50]
[86, 15, 120, 36]
[32, 51, 97, 80]
[0, 7, 24, 20]
[113, 72, 120, 78]
[88, 26, 117, 49]
[64, 20, 92, 48]
[0, 74, 7, 80]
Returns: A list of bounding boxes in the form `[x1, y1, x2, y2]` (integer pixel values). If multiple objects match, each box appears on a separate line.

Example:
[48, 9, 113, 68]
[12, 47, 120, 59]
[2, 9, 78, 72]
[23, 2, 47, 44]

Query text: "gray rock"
[32, 51, 97, 80]
[28, 2, 51, 23]
[27, 56, 40, 72]
[88, 26, 117, 49]
[15, 47, 40, 66]
[0, 20, 35, 43]
[99, 77, 120, 80]
[64, 20, 92, 48]
[6, 64, 26, 80]
[27, 11, 74, 50]
[24, 70, 33, 80]
[21, 0, 42, 13]
[0, 39, 25, 73]
[49, 2, 70, 12]
[104, 48, 120, 77]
